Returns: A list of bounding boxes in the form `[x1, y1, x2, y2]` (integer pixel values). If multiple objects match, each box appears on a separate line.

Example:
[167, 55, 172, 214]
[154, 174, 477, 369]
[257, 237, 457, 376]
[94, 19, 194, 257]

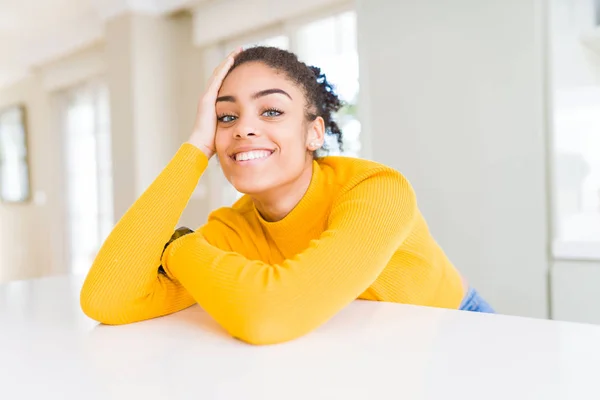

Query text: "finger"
[202, 48, 244, 104]
[227, 46, 243, 57]
[208, 52, 240, 93]
[214, 48, 241, 79]
[211, 47, 242, 77]
[212, 48, 241, 77]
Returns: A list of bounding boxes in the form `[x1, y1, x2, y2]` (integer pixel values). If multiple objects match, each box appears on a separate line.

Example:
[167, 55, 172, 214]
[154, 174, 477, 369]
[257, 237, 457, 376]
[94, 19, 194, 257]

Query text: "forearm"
[164, 231, 392, 345]
[80, 143, 208, 324]
[162, 169, 416, 344]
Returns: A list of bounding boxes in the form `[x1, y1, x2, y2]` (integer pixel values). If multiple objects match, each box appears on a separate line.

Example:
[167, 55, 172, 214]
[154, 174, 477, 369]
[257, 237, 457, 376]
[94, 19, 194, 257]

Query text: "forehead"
[219, 61, 302, 98]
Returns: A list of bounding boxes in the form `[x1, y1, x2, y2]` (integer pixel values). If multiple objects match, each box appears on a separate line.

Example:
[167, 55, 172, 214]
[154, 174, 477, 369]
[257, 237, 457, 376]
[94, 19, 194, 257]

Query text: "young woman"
[80, 46, 494, 345]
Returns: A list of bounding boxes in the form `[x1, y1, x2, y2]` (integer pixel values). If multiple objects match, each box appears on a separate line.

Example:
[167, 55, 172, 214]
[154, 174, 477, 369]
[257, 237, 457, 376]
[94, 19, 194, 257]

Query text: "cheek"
[214, 128, 230, 153]
[273, 120, 308, 152]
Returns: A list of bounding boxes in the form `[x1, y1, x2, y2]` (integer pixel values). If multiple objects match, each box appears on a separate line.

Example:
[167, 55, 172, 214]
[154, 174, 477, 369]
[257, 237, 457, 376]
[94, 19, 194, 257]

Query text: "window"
[60, 81, 113, 274]
[0, 105, 30, 203]
[294, 11, 360, 156]
[550, 0, 600, 260]
[552, 87, 600, 259]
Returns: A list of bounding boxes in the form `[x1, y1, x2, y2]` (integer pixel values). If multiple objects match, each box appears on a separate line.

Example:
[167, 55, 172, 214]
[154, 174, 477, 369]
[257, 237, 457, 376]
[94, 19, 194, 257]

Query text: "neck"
[252, 161, 314, 222]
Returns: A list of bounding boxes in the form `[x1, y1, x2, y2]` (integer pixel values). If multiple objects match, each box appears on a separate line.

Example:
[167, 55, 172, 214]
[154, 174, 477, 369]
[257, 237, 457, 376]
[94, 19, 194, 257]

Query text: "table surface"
[1, 275, 600, 400]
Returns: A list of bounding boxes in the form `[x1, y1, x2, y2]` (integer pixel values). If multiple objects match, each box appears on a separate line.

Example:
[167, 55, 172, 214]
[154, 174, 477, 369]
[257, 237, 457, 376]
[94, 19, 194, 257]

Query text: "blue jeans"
[459, 287, 495, 313]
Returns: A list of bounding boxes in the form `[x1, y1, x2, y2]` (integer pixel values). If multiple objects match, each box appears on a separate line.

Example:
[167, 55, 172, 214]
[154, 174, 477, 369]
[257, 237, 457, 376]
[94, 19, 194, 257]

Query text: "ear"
[306, 116, 326, 151]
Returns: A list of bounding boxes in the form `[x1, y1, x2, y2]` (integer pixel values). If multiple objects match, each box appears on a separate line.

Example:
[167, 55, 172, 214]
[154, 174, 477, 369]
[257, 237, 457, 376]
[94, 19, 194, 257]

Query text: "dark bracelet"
[158, 226, 195, 275]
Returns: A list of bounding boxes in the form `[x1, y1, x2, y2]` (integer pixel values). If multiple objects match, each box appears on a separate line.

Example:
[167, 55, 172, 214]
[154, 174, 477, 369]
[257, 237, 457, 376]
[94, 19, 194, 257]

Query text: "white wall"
[552, 261, 600, 324]
[357, 0, 549, 318]
[106, 12, 211, 226]
[106, 13, 186, 219]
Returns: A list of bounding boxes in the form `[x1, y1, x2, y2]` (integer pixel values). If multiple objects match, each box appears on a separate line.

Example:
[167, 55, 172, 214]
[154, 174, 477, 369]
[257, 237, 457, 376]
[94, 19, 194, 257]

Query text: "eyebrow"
[216, 88, 292, 103]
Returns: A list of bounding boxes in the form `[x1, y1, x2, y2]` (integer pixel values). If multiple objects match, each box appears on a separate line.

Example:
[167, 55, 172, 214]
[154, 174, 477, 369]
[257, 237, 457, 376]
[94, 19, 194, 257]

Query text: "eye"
[217, 114, 237, 123]
[262, 108, 283, 118]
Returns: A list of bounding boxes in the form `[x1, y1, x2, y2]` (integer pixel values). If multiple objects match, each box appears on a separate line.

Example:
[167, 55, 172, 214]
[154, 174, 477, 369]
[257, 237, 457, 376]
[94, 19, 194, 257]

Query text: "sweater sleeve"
[80, 143, 210, 325]
[162, 168, 417, 345]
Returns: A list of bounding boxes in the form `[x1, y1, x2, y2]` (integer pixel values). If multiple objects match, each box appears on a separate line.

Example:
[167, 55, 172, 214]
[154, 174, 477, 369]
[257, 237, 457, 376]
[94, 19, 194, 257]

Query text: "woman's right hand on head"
[187, 48, 242, 159]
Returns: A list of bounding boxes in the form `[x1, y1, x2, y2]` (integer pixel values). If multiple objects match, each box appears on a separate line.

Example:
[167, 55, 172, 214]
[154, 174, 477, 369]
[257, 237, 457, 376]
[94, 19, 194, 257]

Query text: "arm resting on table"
[163, 168, 417, 345]
[80, 144, 209, 325]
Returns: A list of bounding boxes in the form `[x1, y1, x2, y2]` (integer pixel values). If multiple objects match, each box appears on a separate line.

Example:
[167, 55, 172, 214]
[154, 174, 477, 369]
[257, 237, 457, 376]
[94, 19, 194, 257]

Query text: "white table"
[1, 275, 600, 400]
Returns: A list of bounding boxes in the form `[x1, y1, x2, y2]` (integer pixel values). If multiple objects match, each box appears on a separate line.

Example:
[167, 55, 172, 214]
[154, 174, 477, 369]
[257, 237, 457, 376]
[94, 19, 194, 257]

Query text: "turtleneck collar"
[253, 160, 328, 244]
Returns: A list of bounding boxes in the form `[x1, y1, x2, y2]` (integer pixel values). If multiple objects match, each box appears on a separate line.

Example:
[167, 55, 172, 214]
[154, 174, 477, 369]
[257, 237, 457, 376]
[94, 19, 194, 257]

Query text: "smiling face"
[215, 61, 324, 196]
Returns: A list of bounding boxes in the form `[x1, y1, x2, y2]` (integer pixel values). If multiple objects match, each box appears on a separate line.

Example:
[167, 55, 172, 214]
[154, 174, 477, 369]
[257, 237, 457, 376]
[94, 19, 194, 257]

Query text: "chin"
[229, 177, 278, 197]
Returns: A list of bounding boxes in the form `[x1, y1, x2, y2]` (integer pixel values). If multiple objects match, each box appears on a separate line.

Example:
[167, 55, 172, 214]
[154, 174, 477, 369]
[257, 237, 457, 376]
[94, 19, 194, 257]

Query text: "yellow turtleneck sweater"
[81, 143, 464, 345]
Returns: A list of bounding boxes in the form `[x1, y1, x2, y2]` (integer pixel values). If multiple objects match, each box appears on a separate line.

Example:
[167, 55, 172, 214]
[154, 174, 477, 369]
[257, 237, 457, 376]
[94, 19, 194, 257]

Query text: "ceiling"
[0, 0, 204, 89]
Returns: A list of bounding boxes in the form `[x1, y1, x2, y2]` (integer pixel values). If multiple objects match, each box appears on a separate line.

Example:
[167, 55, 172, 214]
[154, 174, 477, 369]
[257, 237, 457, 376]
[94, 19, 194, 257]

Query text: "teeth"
[235, 150, 271, 161]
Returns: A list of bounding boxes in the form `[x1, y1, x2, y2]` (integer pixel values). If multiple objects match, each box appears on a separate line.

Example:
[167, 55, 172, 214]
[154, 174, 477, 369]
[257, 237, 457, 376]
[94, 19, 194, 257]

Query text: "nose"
[234, 125, 257, 139]
[234, 115, 259, 139]
[235, 131, 254, 139]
